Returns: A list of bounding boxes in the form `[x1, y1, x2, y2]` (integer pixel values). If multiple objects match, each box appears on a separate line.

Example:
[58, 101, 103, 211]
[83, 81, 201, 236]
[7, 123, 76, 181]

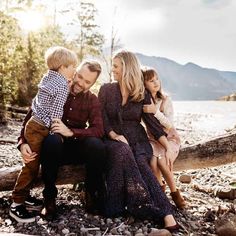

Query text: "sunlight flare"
[16, 10, 45, 32]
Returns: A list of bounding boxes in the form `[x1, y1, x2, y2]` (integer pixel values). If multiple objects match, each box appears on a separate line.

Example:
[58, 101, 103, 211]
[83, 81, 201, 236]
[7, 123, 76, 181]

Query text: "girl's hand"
[20, 143, 37, 164]
[165, 148, 174, 171]
[143, 99, 156, 114]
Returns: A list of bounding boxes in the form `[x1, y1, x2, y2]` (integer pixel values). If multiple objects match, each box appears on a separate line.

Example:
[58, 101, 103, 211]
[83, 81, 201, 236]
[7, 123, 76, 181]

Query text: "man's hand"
[20, 143, 37, 164]
[51, 118, 73, 137]
[143, 99, 156, 114]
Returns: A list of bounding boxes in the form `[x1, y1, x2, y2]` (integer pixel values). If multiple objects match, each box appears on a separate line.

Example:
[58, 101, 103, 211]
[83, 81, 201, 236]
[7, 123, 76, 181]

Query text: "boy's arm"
[49, 85, 68, 123]
[17, 108, 37, 163]
[17, 108, 32, 150]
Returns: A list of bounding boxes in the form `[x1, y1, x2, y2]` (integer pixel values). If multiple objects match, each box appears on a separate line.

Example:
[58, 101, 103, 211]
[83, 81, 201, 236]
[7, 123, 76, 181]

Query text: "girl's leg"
[157, 157, 176, 192]
[150, 156, 162, 184]
[157, 154, 186, 209]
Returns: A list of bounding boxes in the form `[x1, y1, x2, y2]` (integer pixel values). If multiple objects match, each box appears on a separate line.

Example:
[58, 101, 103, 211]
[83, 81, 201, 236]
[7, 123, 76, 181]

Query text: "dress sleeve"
[142, 91, 167, 140]
[154, 96, 174, 130]
[98, 84, 113, 136]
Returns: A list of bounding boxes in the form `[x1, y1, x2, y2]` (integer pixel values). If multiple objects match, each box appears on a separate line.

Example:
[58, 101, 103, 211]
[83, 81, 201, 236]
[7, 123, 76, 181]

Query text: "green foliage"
[0, 1, 106, 123]
[16, 25, 66, 106]
[76, 2, 105, 60]
[0, 11, 23, 111]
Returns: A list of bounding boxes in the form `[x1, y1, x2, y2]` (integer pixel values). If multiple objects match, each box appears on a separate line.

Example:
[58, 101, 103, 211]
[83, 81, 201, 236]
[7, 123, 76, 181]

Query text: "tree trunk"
[0, 130, 236, 191]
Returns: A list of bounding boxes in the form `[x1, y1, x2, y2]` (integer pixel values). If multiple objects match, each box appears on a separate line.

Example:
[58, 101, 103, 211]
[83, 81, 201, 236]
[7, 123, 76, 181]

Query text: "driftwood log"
[0, 130, 236, 191]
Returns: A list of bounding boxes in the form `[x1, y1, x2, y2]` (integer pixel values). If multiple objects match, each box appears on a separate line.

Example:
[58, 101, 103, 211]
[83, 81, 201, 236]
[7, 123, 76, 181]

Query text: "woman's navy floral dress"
[98, 83, 173, 221]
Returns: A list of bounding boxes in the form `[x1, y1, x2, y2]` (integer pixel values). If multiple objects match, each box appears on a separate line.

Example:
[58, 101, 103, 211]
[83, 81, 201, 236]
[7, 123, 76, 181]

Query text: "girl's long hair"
[113, 49, 145, 102]
[141, 66, 165, 100]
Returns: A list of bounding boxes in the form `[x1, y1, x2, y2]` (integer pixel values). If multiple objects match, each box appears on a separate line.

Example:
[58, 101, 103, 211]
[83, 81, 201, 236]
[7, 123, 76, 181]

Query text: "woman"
[142, 66, 186, 209]
[98, 49, 179, 232]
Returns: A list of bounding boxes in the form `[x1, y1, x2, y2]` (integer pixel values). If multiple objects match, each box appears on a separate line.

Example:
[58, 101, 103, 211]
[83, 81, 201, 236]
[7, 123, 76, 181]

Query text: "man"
[16, 59, 106, 222]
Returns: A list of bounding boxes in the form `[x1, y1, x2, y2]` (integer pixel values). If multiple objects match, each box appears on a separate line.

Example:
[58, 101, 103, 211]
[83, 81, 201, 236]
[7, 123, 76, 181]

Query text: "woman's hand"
[114, 134, 129, 144]
[51, 118, 73, 137]
[109, 131, 129, 144]
[143, 99, 156, 114]
[20, 143, 37, 164]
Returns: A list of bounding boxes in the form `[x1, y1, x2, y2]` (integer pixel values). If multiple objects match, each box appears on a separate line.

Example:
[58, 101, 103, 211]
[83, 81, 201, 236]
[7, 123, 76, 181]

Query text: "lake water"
[172, 101, 236, 141]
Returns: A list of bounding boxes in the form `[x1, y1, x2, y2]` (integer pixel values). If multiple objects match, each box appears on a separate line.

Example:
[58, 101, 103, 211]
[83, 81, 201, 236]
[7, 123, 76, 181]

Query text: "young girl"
[142, 66, 186, 209]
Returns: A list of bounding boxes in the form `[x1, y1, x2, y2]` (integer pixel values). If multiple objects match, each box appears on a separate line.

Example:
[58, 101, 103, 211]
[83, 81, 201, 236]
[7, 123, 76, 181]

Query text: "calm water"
[173, 101, 236, 133]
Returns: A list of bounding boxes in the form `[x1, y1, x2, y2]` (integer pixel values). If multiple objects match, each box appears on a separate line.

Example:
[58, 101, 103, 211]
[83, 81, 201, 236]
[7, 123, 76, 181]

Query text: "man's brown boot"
[170, 189, 186, 209]
[41, 198, 57, 220]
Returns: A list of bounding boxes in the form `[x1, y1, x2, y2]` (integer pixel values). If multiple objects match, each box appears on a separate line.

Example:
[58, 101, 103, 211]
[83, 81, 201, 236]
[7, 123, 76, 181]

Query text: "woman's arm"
[98, 84, 113, 135]
[142, 91, 167, 140]
[143, 96, 174, 130]
[98, 84, 128, 144]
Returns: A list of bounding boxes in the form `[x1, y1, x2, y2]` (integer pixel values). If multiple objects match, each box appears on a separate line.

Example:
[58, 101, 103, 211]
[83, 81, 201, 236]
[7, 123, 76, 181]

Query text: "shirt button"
[70, 108, 72, 111]
[73, 97, 76, 99]
[67, 119, 69, 122]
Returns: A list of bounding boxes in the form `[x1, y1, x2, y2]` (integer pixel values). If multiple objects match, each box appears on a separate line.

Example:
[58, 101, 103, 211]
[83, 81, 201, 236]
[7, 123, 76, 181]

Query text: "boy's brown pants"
[12, 117, 49, 203]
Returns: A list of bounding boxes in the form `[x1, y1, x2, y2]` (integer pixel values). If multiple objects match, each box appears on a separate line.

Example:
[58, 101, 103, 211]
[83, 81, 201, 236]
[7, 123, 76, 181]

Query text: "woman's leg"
[104, 140, 130, 217]
[133, 142, 175, 222]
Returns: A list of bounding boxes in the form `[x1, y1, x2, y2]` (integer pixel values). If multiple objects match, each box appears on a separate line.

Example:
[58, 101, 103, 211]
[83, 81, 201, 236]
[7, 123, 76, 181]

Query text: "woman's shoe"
[170, 189, 186, 209]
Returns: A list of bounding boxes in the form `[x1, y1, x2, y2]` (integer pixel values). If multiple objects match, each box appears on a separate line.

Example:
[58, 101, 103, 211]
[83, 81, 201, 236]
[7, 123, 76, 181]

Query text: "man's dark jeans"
[40, 134, 106, 203]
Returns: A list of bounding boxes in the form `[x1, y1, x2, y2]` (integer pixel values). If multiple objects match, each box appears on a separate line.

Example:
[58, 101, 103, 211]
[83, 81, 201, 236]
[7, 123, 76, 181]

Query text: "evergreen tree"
[76, 2, 104, 60]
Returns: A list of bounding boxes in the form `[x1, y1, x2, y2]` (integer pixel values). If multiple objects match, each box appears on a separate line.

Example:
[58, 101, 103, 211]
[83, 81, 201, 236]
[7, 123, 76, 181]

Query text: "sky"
[14, 0, 236, 72]
[92, 0, 236, 72]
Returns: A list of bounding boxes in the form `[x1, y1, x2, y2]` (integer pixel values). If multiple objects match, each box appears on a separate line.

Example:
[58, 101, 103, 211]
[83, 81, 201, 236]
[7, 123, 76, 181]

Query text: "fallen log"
[174, 130, 236, 171]
[6, 105, 28, 114]
[0, 130, 236, 191]
[0, 165, 86, 191]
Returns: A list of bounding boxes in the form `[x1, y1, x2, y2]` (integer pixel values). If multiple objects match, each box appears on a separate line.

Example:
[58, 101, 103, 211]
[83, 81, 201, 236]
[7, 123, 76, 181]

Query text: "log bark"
[6, 105, 28, 114]
[0, 165, 86, 191]
[174, 130, 236, 171]
[0, 130, 236, 191]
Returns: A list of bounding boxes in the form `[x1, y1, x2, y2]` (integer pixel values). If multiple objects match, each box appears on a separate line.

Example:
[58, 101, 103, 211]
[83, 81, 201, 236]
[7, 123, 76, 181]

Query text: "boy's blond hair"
[45, 46, 78, 71]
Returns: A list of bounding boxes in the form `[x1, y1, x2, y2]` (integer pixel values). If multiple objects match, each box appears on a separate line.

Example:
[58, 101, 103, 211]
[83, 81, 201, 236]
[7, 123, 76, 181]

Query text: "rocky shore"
[0, 114, 236, 236]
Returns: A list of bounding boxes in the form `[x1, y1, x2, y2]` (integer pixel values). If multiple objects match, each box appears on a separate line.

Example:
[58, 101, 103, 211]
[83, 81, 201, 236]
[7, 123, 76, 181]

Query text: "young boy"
[10, 46, 78, 223]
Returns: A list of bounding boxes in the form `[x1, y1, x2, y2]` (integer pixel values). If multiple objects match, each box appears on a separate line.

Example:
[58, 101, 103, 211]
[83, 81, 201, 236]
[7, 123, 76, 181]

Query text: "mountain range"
[136, 53, 236, 100]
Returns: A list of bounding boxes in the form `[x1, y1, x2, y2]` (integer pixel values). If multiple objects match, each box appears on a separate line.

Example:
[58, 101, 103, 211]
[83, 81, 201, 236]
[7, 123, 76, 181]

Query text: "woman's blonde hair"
[45, 46, 78, 71]
[113, 49, 145, 102]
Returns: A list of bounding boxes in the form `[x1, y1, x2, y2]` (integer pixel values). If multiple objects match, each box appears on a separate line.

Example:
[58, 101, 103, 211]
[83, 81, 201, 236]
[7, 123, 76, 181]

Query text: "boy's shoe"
[9, 204, 36, 223]
[25, 196, 43, 211]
